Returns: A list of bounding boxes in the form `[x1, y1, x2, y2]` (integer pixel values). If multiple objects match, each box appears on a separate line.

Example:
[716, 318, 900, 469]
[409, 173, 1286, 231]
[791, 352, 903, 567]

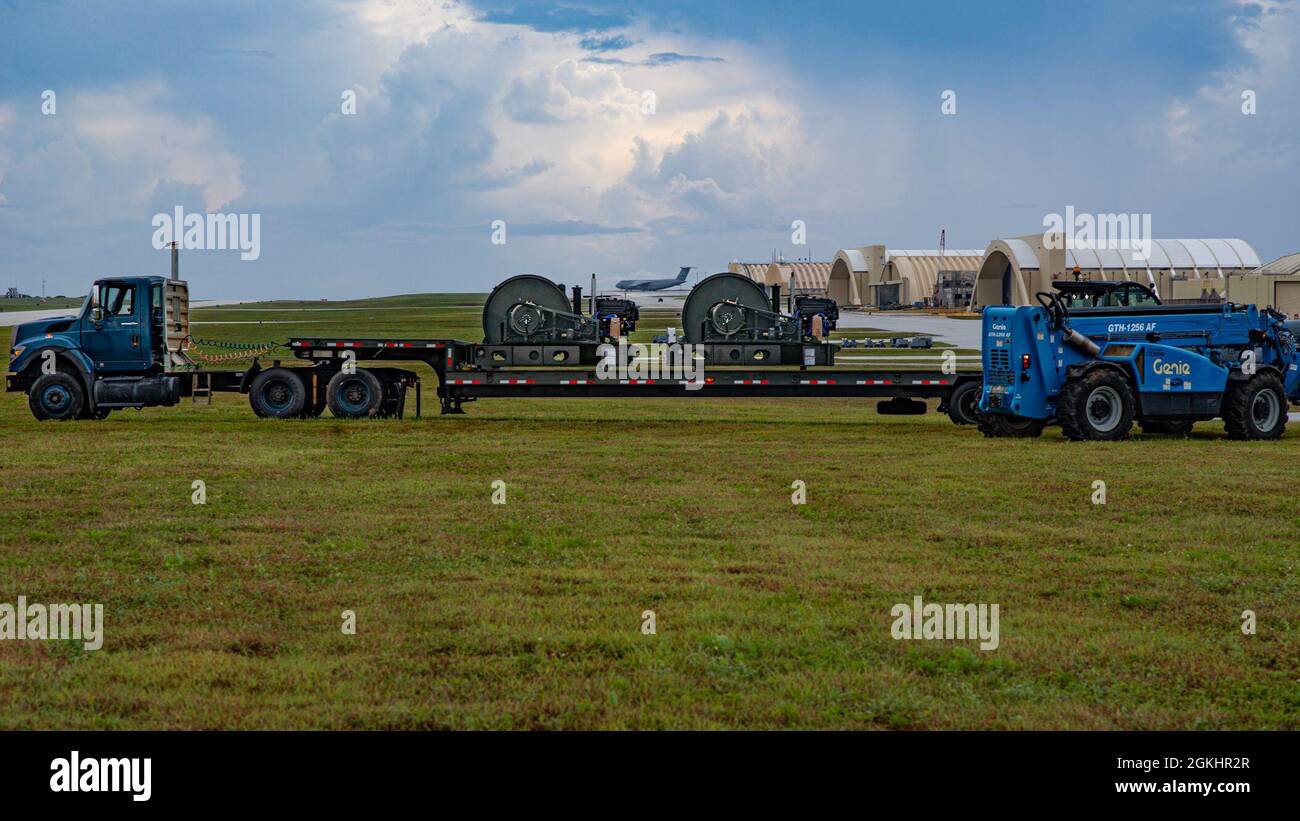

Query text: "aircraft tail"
[677, 267, 691, 281]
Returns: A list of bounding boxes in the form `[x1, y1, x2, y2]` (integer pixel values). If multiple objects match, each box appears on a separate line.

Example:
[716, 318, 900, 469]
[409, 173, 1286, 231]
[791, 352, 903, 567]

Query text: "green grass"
[0, 295, 1297, 729]
[0, 296, 83, 312]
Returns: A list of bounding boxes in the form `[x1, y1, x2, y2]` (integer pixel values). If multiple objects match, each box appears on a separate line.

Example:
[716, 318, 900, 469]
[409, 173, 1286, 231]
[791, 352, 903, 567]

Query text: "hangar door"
[874, 283, 900, 306]
[1274, 281, 1300, 318]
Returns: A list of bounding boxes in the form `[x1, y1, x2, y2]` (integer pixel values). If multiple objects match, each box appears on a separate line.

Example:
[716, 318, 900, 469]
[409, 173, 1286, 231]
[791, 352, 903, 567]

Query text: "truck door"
[81, 281, 150, 372]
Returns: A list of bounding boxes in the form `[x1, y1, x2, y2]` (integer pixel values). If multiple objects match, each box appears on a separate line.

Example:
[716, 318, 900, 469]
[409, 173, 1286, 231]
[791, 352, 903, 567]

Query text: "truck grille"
[987, 347, 1015, 385]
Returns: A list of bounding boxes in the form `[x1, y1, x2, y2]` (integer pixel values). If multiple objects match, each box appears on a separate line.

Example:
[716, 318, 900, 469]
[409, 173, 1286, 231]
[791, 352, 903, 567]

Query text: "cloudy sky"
[0, 0, 1297, 298]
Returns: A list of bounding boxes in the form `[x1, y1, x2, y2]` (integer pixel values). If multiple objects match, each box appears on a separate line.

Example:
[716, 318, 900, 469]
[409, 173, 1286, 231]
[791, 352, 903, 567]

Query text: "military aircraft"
[615, 267, 693, 291]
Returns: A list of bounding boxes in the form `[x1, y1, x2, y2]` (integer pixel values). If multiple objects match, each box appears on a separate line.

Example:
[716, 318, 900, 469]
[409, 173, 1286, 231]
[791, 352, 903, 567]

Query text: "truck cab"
[7, 276, 192, 419]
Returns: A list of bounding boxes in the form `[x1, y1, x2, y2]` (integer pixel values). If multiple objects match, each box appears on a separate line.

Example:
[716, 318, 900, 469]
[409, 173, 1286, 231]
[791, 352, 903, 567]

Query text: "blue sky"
[0, 0, 1296, 298]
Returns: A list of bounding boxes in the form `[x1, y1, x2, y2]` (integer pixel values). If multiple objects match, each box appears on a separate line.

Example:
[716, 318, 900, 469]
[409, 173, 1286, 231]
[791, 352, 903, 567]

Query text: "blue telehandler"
[978, 281, 1300, 440]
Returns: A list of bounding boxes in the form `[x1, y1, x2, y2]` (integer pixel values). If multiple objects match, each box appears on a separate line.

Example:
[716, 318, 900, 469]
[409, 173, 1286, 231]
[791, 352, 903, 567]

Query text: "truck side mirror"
[91, 307, 103, 322]
[90, 287, 102, 322]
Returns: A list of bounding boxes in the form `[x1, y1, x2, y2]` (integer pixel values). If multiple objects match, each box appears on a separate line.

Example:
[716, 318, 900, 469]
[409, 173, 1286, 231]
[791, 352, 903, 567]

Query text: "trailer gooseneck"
[6, 271, 982, 425]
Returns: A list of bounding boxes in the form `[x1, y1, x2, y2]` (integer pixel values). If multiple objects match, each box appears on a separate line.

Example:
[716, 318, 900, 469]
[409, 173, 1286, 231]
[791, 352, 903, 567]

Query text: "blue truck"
[5, 275, 423, 421]
[978, 281, 1300, 440]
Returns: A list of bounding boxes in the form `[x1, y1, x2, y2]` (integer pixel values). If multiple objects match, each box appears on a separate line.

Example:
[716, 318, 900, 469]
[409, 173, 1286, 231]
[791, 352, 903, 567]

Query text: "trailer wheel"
[1058, 369, 1134, 441]
[326, 369, 384, 418]
[1139, 419, 1193, 436]
[946, 380, 981, 425]
[28, 372, 85, 421]
[249, 368, 308, 419]
[1223, 372, 1287, 440]
[977, 413, 1046, 438]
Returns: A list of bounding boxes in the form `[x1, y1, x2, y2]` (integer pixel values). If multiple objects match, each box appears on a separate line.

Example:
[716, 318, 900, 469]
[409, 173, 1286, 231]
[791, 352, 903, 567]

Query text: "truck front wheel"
[28, 373, 86, 421]
[1058, 369, 1134, 441]
[249, 368, 308, 419]
[1223, 373, 1287, 440]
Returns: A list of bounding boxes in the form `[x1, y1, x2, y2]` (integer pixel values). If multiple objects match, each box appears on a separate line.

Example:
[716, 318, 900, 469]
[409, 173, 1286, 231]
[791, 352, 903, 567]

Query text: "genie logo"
[1152, 358, 1191, 376]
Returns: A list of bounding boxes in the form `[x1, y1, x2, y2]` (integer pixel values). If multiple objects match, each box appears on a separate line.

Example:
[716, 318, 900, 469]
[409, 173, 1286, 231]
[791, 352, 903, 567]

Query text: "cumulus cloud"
[598, 109, 800, 232]
[503, 59, 642, 123]
[1162, 0, 1300, 165]
[0, 84, 243, 224]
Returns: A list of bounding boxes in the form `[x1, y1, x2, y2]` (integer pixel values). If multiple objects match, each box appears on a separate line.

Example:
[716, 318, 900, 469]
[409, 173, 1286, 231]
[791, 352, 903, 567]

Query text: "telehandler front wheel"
[1058, 369, 1135, 441]
[1223, 372, 1287, 440]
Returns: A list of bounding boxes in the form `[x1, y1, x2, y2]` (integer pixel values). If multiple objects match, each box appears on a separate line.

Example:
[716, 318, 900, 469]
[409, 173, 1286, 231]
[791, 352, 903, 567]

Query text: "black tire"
[1223, 372, 1287, 440]
[1139, 419, 1193, 436]
[1058, 368, 1135, 441]
[28, 372, 85, 421]
[946, 380, 982, 426]
[249, 368, 308, 419]
[977, 412, 1047, 438]
[326, 369, 385, 418]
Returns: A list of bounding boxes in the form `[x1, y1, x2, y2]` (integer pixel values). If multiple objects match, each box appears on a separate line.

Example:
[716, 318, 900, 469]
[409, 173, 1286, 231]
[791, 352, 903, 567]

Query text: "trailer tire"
[977, 413, 1046, 438]
[946, 380, 982, 426]
[1058, 369, 1134, 441]
[1223, 372, 1287, 440]
[249, 368, 308, 419]
[28, 372, 85, 421]
[326, 369, 385, 418]
[1139, 419, 1193, 436]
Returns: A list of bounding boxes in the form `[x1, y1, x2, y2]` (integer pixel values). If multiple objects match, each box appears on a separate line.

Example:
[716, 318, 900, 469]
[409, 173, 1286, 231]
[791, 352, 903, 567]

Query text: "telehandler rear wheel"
[1223, 372, 1287, 440]
[977, 413, 1046, 438]
[1058, 369, 1134, 441]
[946, 380, 981, 426]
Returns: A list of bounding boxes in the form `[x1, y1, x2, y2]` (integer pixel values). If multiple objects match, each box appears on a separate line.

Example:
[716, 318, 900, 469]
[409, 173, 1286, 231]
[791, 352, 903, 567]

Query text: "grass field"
[0, 296, 83, 313]
[1, 295, 1297, 729]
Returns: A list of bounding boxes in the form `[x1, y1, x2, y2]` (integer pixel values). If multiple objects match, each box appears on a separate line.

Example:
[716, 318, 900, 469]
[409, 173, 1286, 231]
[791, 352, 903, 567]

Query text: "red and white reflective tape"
[910, 379, 948, 385]
[498, 379, 535, 385]
[732, 379, 770, 385]
[620, 379, 656, 385]
[559, 379, 592, 385]
[798, 379, 837, 385]
[448, 379, 480, 385]
[856, 379, 892, 385]
[329, 341, 361, 348]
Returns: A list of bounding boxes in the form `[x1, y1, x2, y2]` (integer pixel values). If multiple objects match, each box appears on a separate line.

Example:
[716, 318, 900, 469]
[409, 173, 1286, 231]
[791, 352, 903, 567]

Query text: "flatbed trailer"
[285, 336, 984, 423]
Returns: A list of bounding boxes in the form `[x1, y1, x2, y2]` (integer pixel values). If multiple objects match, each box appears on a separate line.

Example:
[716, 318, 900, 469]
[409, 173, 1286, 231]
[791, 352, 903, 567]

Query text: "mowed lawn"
[0, 295, 1297, 729]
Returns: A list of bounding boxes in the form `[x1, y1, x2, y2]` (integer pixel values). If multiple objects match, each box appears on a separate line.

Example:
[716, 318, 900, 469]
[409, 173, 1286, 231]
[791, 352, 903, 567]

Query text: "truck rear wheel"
[28, 372, 85, 421]
[977, 413, 1046, 437]
[326, 369, 385, 418]
[946, 380, 981, 425]
[1058, 369, 1134, 441]
[249, 368, 308, 419]
[1223, 372, 1287, 440]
